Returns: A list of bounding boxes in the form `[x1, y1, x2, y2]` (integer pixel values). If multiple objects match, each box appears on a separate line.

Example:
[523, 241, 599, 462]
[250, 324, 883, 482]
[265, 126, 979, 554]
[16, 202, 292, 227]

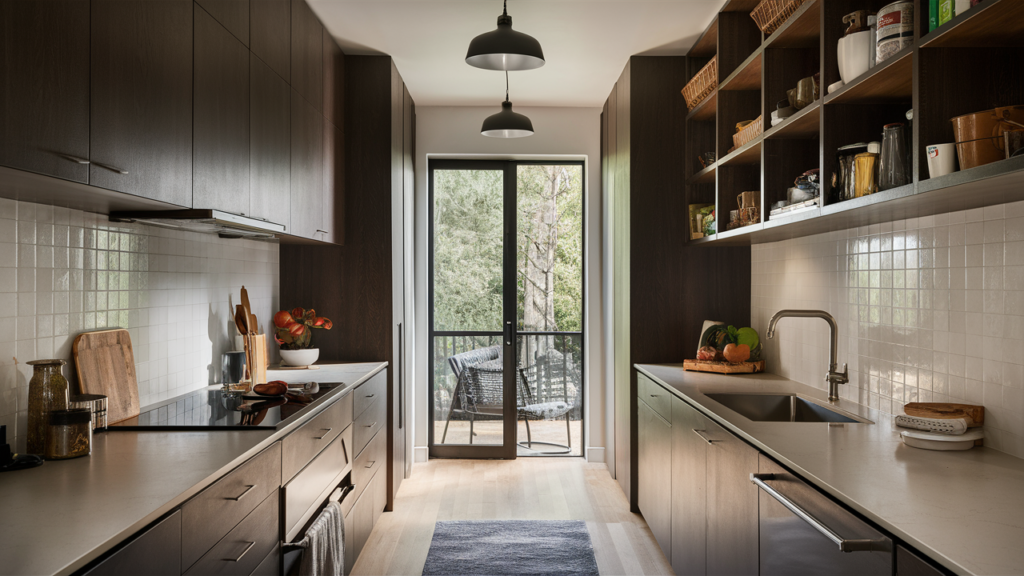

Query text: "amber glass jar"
[45, 409, 92, 460]
[26, 360, 70, 454]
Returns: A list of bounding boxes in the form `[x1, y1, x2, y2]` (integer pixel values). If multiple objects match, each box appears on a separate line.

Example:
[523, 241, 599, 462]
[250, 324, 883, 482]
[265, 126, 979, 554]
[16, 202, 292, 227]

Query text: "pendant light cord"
[505, 70, 510, 103]
[503, 0, 507, 16]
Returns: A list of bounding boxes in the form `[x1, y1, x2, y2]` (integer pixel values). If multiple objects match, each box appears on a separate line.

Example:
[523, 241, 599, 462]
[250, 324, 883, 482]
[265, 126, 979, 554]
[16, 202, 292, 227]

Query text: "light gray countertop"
[0, 361, 386, 576]
[636, 363, 1024, 576]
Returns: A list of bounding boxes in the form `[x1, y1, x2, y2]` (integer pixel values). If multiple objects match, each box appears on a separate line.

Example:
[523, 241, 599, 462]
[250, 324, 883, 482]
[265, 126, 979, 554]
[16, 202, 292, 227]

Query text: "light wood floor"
[351, 458, 673, 576]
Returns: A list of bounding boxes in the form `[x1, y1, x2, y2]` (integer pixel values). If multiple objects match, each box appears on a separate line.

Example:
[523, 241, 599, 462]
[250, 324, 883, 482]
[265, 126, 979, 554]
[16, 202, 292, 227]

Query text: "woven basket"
[750, 0, 805, 35]
[681, 56, 718, 110]
[732, 115, 763, 150]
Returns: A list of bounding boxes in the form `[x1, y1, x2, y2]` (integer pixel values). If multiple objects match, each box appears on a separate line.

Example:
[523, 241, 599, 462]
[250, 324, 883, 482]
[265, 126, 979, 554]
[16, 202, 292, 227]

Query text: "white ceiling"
[308, 0, 727, 108]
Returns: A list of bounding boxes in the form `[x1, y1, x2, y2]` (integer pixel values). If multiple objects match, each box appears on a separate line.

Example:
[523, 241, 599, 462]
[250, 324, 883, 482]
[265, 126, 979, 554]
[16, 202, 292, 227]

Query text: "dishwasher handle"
[751, 473, 889, 553]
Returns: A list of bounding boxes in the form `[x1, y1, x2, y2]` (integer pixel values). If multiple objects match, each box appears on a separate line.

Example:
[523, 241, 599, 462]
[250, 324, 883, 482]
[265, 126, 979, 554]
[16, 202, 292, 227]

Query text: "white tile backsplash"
[0, 199, 279, 452]
[753, 203, 1024, 459]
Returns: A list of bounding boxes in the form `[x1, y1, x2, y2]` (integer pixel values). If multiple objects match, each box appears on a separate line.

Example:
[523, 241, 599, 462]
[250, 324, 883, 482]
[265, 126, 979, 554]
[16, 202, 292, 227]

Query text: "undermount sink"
[704, 393, 871, 424]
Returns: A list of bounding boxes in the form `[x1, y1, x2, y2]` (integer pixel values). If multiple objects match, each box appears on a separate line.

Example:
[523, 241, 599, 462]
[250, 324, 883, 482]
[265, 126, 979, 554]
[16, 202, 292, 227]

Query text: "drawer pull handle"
[63, 155, 91, 165]
[365, 461, 375, 468]
[365, 393, 376, 399]
[692, 429, 717, 445]
[229, 485, 256, 501]
[650, 394, 658, 397]
[751, 474, 890, 553]
[93, 161, 128, 175]
[314, 428, 333, 440]
[226, 541, 256, 562]
[364, 422, 377, 428]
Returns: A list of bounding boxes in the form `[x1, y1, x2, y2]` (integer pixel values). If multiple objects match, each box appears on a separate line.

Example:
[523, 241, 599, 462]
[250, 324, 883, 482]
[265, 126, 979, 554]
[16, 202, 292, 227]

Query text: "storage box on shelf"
[751, 0, 806, 36]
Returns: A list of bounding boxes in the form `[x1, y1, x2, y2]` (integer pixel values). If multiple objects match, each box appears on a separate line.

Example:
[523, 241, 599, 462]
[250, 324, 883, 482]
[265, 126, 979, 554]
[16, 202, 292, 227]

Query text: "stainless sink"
[704, 393, 870, 424]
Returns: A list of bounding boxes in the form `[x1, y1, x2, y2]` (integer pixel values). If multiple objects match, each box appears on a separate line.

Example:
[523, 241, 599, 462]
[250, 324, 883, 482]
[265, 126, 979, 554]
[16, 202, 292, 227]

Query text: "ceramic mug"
[926, 143, 957, 178]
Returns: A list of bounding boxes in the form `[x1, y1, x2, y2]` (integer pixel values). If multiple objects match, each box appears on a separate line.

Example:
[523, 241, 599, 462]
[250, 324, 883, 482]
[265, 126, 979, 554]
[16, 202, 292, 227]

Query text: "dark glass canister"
[26, 359, 70, 454]
[45, 408, 92, 459]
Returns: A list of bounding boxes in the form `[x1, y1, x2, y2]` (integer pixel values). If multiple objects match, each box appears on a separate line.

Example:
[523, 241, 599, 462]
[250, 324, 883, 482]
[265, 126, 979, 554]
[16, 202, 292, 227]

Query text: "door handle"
[692, 429, 717, 445]
[504, 321, 514, 346]
[751, 474, 890, 553]
[93, 161, 128, 174]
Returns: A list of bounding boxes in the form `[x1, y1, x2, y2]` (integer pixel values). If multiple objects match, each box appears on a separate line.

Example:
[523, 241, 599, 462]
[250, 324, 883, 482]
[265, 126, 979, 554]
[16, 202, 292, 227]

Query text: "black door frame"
[427, 159, 586, 459]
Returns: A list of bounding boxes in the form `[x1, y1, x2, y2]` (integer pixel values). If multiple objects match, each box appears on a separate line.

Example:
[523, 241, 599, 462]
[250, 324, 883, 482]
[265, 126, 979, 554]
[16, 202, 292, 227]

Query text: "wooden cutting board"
[683, 359, 766, 374]
[72, 329, 140, 424]
[904, 402, 984, 427]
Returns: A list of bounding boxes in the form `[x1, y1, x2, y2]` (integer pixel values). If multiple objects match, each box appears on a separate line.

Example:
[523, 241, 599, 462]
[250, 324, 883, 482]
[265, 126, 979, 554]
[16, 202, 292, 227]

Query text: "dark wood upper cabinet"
[90, 0, 193, 207]
[193, 6, 250, 213]
[290, 0, 322, 112]
[323, 118, 344, 244]
[250, 0, 289, 82]
[290, 90, 323, 239]
[1, 0, 90, 183]
[195, 0, 248, 46]
[323, 34, 344, 131]
[250, 55, 291, 228]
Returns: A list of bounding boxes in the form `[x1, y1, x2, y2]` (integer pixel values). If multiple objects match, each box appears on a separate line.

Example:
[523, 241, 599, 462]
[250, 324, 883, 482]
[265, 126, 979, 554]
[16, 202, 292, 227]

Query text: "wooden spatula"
[241, 286, 257, 334]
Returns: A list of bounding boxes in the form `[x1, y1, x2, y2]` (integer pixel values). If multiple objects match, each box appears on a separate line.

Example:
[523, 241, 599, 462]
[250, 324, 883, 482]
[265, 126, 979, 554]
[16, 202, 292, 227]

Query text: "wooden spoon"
[240, 287, 254, 335]
[235, 305, 249, 336]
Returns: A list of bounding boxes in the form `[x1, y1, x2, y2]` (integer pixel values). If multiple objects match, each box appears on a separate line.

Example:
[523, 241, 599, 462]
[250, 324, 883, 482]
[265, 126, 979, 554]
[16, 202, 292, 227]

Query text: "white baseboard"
[585, 447, 605, 463]
[414, 446, 429, 463]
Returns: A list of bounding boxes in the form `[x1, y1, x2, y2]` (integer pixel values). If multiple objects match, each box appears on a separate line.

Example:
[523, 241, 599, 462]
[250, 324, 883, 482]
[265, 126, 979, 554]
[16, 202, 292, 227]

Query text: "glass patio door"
[429, 160, 585, 459]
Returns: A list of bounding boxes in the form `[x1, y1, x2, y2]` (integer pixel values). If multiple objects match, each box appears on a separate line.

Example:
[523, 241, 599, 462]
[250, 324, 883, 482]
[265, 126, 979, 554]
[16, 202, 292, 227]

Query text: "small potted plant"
[273, 307, 333, 366]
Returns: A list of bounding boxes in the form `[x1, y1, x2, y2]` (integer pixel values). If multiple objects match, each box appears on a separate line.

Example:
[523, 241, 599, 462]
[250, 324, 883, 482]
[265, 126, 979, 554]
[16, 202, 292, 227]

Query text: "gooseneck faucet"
[766, 310, 849, 402]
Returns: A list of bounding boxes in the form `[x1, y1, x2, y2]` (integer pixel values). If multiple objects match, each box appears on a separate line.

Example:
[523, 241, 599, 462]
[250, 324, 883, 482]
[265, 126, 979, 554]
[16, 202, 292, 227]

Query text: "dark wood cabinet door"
[195, 0, 248, 46]
[897, 545, 949, 576]
[250, 55, 290, 227]
[290, 91, 323, 239]
[90, 0, 192, 206]
[193, 6, 250, 213]
[671, 397, 707, 576]
[706, 416, 759, 576]
[84, 511, 181, 576]
[638, 399, 672, 561]
[250, 0, 289, 81]
[323, 34, 345, 131]
[323, 118, 344, 244]
[290, 0, 322, 112]
[1, 0, 90, 183]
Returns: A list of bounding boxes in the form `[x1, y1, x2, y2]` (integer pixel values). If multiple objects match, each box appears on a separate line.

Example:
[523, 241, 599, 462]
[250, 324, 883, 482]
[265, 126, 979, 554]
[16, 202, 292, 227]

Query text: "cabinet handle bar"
[314, 428, 333, 440]
[691, 429, 717, 445]
[229, 484, 256, 501]
[225, 541, 256, 562]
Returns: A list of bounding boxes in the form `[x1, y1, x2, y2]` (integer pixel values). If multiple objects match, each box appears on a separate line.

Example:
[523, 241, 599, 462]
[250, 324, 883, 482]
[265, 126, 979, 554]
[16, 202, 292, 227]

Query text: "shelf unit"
[684, 0, 1024, 246]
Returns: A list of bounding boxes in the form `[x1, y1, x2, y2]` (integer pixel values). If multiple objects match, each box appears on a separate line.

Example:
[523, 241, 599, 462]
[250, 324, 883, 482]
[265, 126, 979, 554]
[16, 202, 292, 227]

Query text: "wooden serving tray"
[683, 359, 766, 374]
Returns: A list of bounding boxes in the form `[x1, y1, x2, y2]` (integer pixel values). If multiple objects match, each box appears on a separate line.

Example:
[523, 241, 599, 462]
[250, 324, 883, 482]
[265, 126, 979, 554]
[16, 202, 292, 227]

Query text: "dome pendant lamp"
[481, 71, 534, 138]
[466, 0, 545, 71]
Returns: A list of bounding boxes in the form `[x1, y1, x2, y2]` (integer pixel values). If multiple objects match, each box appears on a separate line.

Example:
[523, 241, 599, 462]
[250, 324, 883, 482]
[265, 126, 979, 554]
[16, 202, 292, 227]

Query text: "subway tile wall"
[0, 199, 279, 452]
[752, 202, 1024, 459]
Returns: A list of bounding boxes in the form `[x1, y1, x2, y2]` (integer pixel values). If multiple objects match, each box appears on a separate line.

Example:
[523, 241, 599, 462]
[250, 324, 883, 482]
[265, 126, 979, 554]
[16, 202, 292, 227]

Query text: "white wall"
[0, 199, 279, 451]
[412, 106, 606, 462]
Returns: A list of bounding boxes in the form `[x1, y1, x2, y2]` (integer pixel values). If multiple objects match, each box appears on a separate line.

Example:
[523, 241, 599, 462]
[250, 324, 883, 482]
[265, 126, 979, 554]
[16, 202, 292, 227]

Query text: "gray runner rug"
[421, 520, 600, 576]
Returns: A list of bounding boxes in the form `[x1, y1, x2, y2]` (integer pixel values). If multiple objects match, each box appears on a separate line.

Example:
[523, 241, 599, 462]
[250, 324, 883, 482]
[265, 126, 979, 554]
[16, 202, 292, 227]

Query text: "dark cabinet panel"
[183, 490, 280, 576]
[193, 6, 250, 213]
[638, 399, 672, 560]
[195, 0, 248, 46]
[897, 545, 950, 576]
[323, 119, 344, 244]
[90, 0, 193, 206]
[1, 0, 90, 183]
[290, 0, 322, 112]
[671, 397, 707, 576]
[290, 91, 323, 239]
[706, 416, 759, 576]
[250, 54, 290, 227]
[323, 34, 345, 131]
[84, 511, 181, 576]
[249, 0, 289, 81]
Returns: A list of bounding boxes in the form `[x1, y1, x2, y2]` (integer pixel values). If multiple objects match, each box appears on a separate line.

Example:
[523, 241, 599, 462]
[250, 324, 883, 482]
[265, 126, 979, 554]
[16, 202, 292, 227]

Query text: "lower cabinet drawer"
[283, 424, 353, 541]
[352, 370, 385, 420]
[351, 427, 385, 506]
[184, 490, 280, 576]
[84, 510, 181, 576]
[251, 544, 280, 576]
[182, 442, 282, 570]
[283, 393, 353, 483]
[638, 373, 672, 421]
[352, 392, 385, 458]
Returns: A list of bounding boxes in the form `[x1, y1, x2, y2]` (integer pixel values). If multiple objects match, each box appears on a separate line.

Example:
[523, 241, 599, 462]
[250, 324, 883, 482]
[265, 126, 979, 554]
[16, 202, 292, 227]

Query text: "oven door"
[756, 456, 892, 576]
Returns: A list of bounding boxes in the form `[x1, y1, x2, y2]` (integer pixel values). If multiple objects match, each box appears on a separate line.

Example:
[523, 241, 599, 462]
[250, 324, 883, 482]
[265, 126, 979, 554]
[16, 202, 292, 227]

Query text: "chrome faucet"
[766, 310, 849, 402]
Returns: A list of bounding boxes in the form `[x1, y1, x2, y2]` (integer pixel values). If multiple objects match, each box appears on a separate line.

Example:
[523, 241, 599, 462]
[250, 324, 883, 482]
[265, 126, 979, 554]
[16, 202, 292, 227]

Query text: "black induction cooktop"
[107, 383, 343, 430]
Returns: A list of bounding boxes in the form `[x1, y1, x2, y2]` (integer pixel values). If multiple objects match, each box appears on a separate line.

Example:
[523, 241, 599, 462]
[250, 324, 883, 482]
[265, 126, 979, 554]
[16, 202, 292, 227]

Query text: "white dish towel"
[290, 501, 345, 576]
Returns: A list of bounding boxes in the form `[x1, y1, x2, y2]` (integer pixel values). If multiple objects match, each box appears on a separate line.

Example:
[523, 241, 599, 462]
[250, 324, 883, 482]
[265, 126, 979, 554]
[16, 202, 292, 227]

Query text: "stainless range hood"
[108, 209, 286, 240]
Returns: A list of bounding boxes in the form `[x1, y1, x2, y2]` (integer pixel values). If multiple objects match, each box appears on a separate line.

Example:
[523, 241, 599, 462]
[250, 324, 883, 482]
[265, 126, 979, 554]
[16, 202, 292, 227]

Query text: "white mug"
[926, 143, 957, 178]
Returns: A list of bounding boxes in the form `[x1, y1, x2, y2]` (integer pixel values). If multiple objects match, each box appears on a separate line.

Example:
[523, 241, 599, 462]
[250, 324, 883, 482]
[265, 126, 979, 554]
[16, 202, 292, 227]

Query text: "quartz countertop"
[0, 361, 386, 576]
[636, 363, 1024, 576]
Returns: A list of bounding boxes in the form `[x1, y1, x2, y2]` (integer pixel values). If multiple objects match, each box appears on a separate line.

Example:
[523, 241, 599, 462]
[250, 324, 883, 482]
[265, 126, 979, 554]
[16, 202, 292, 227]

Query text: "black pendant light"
[481, 71, 534, 138]
[466, 0, 545, 71]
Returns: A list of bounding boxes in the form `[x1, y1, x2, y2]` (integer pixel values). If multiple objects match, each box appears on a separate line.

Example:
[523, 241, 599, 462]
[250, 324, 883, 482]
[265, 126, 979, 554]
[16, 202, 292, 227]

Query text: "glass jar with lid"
[45, 408, 92, 460]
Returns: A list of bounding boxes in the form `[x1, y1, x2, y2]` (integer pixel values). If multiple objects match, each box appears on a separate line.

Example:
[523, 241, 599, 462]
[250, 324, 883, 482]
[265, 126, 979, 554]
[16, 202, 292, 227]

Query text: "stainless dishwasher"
[755, 455, 893, 575]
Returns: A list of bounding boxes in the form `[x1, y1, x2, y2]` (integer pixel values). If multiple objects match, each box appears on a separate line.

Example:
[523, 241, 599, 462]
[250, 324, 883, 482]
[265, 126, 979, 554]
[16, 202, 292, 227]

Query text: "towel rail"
[282, 484, 355, 551]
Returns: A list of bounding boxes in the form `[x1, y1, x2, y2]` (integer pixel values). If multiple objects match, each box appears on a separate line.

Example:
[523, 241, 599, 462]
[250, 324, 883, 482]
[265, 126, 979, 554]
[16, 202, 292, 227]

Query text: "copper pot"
[951, 105, 1024, 170]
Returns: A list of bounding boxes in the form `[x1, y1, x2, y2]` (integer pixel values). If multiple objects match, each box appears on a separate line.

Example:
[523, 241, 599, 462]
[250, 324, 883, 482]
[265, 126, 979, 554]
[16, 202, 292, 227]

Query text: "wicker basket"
[681, 56, 718, 110]
[750, 0, 805, 35]
[732, 115, 763, 150]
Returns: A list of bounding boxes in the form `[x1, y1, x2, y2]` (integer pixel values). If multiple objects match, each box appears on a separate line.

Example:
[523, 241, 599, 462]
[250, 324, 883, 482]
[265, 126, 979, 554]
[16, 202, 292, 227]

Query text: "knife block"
[243, 334, 268, 388]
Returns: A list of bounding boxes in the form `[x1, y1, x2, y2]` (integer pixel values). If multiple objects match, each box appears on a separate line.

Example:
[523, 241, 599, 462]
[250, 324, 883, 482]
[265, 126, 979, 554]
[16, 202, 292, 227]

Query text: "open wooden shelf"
[764, 101, 820, 140]
[824, 47, 913, 105]
[720, 49, 762, 92]
[763, 0, 820, 49]
[689, 17, 718, 58]
[920, 0, 1024, 48]
[719, 136, 763, 167]
[687, 90, 718, 121]
[689, 163, 718, 185]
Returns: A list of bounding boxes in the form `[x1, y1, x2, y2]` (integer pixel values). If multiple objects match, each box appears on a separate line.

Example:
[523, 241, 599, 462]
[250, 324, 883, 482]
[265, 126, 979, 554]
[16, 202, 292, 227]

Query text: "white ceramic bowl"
[279, 348, 319, 367]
